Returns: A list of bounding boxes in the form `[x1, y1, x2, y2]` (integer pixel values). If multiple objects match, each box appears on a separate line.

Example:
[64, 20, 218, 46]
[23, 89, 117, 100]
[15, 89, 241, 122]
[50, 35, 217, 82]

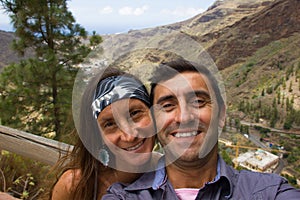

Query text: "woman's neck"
[98, 168, 141, 199]
[115, 170, 141, 184]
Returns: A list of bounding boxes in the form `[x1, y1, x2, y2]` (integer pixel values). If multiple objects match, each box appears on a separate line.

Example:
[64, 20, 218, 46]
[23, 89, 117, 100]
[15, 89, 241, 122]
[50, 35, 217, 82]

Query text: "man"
[103, 59, 300, 199]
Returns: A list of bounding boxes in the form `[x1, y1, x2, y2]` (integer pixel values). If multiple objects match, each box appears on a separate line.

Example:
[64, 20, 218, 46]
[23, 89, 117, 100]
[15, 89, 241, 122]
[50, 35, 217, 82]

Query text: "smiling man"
[103, 59, 300, 200]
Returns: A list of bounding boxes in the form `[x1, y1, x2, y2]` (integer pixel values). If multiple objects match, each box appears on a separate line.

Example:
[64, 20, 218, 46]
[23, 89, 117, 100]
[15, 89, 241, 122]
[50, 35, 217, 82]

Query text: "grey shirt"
[103, 156, 300, 200]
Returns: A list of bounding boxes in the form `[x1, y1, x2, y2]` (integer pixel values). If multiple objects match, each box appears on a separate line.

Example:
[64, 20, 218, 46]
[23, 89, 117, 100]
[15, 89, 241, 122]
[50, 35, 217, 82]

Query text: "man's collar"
[218, 155, 234, 198]
[152, 156, 166, 189]
[124, 154, 234, 198]
[152, 155, 233, 195]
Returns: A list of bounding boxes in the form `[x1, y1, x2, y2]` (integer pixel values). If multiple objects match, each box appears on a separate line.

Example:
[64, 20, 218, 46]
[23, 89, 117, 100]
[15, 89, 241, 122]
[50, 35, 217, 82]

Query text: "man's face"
[153, 71, 217, 162]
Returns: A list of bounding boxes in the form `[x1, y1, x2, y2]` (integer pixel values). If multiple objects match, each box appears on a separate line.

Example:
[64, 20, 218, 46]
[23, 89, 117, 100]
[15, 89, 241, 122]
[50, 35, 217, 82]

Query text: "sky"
[0, 0, 215, 35]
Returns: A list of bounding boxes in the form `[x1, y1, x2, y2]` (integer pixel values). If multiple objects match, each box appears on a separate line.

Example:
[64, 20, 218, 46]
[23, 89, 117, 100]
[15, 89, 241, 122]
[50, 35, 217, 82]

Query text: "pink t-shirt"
[175, 188, 199, 200]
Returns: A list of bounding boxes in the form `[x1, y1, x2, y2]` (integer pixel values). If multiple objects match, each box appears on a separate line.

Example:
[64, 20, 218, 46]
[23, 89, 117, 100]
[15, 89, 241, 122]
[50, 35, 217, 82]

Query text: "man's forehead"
[154, 72, 209, 94]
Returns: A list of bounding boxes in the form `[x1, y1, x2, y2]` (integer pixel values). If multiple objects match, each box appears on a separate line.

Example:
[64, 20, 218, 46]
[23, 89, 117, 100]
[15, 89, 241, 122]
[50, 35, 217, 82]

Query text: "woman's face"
[97, 98, 155, 168]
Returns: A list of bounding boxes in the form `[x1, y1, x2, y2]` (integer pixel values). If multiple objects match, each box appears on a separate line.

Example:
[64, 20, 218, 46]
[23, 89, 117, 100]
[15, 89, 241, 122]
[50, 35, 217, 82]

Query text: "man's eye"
[161, 103, 175, 111]
[191, 98, 209, 107]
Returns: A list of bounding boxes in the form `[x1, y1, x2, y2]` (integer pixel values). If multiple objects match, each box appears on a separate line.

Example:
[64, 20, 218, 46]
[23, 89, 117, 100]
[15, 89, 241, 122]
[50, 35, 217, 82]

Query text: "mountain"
[2, 0, 299, 123]
[2, 0, 300, 122]
[0, 30, 32, 71]
[0, 30, 17, 70]
[206, 0, 300, 69]
[92, 0, 300, 113]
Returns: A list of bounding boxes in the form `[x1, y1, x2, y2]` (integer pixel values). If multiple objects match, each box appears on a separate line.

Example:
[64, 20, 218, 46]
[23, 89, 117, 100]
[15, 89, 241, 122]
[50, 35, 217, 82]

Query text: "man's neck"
[166, 146, 218, 189]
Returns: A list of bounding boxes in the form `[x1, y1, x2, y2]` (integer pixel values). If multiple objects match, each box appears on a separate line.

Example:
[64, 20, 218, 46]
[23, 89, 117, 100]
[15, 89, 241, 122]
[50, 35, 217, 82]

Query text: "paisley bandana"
[91, 75, 150, 119]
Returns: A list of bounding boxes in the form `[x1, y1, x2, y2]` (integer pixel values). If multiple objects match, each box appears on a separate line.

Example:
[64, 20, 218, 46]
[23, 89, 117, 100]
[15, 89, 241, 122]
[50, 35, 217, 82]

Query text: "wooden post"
[0, 125, 73, 165]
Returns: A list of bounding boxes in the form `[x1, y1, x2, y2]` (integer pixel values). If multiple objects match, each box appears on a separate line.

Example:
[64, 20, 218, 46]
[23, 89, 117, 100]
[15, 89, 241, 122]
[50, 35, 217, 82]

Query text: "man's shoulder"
[238, 169, 285, 184]
[232, 169, 292, 198]
[221, 160, 285, 187]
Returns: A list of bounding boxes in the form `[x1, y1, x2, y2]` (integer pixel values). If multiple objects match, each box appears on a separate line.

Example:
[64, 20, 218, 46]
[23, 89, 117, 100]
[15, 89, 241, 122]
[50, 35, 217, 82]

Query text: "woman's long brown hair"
[49, 67, 128, 200]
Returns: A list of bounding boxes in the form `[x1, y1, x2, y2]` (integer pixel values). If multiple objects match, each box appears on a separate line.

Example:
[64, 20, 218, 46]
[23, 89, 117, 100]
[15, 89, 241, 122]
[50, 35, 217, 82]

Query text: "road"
[247, 133, 269, 149]
[240, 121, 300, 135]
[274, 158, 285, 174]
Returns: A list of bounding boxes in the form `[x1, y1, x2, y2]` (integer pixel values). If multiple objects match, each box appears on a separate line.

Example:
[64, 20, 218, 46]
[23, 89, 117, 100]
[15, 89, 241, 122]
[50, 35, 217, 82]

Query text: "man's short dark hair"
[149, 59, 224, 109]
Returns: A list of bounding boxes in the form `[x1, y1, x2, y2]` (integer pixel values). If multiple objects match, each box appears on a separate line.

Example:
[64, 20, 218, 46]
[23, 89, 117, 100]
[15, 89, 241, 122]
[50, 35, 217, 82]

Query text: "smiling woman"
[49, 67, 159, 200]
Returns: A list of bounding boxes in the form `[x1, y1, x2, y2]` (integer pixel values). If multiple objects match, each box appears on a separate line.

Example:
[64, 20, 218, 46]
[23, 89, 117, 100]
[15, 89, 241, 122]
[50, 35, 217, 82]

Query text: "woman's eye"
[103, 120, 116, 128]
[130, 109, 142, 118]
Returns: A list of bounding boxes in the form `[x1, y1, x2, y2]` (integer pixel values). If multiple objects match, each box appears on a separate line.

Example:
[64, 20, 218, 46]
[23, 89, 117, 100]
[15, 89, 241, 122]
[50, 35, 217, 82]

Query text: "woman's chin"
[115, 153, 152, 170]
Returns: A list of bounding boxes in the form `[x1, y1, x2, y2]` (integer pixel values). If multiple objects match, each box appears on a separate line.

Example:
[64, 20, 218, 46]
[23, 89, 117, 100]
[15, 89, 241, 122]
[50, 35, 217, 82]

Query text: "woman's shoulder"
[63, 169, 81, 180]
[51, 169, 82, 199]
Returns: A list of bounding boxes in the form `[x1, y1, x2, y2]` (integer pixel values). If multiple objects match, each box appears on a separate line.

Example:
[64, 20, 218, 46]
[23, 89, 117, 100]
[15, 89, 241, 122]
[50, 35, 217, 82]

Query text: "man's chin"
[164, 146, 201, 163]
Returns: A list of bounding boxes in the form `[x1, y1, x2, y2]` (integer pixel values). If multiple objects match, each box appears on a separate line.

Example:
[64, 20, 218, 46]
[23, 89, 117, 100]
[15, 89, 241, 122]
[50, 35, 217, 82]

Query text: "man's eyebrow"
[155, 95, 175, 105]
[187, 90, 210, 98]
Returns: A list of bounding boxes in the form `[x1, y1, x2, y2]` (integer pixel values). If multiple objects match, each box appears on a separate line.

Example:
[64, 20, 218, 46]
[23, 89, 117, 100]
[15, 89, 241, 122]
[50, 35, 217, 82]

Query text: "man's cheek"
[154, 112, 168, 133]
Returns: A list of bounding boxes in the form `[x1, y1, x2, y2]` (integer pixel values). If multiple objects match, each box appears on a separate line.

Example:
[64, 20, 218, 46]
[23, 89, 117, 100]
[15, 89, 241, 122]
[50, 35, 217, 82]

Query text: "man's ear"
[219, 105, 226, 128]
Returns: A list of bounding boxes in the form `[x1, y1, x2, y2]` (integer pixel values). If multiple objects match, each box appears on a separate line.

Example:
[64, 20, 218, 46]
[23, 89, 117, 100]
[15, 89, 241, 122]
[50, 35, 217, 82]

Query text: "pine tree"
[0, 0, 96, 140]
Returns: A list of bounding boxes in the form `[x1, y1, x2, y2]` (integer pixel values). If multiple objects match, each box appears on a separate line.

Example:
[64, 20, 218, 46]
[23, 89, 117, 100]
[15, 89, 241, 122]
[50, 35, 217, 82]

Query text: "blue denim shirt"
[103, 156, 300, 200]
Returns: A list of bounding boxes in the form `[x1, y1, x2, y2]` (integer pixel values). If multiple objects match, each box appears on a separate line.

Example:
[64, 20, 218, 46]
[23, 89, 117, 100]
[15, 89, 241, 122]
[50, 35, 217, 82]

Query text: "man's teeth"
[125, 140, 144, 151]
[174, 131, 198, 138]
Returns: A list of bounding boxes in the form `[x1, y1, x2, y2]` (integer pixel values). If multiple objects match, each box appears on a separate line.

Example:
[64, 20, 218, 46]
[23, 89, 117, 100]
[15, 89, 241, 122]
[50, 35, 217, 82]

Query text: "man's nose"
[175, 104, 195, 124]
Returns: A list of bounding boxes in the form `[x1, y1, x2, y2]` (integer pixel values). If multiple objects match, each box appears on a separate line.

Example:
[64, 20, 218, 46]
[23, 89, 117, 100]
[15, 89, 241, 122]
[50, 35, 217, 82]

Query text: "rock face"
[97, 0, 300, 71]
[2, 0, 298, 71]
[0, 30, 16, 70]
[206, 0, 300, 69]
[2, 0, 300, 105]
[0, 30, 32, 71]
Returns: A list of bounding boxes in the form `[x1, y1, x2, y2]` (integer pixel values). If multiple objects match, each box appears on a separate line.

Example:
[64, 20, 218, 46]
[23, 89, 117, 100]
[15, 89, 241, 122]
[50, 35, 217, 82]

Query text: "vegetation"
[0, 151, 51, 199]
[0, 0, 102, 141]
[236, 61, 300, 130]
[0, 0, 103, 198]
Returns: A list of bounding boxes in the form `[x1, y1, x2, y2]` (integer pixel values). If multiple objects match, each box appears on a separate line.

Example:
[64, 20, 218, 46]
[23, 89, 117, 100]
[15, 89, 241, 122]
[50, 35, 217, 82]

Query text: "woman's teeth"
[174, 131, 198, 138]
[125, 140, 144, 151]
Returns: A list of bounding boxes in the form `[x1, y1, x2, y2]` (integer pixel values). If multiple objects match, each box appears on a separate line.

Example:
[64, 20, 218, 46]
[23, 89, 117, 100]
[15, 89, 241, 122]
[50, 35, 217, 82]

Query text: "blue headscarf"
[91, 75, 150, 119]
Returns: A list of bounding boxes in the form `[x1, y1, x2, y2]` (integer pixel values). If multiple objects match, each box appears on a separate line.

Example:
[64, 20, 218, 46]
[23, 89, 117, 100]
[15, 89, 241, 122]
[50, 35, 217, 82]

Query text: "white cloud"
[119, 5, 148, 16]
[161, 7, 204, 18]
[99, 6, 113, 14]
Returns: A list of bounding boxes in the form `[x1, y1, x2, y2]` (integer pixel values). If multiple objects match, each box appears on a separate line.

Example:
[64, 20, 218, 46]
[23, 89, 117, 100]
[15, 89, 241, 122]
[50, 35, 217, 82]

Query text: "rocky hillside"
[1, 0, 300, 125]
[95, 0, 298, 130]
[205, 0, 300, 69]
[0, 30, 32, 71]
[0, 30, 17, 70]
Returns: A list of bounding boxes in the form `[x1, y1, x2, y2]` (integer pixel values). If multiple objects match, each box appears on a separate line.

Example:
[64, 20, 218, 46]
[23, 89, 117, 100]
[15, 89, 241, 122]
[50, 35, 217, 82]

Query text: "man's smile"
[172, 130, 201, 138]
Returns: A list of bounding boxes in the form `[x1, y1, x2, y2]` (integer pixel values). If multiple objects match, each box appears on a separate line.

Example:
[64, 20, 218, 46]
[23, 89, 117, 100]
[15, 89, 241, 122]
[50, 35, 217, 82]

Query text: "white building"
[233, 149, 279, 173]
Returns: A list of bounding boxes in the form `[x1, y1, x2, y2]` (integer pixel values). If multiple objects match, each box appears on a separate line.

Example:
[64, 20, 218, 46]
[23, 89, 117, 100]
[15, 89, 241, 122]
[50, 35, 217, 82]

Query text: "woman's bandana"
[91, 75, 150, 119]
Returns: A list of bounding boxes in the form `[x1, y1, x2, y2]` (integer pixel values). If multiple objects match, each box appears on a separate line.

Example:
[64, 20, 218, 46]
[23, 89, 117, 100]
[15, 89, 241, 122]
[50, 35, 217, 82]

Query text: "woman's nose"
[119, 123, 137, 142]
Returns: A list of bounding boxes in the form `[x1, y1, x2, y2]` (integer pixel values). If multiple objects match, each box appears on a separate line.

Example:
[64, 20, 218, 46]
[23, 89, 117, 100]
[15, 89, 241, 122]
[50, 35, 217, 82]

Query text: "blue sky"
[0, 0, 215, 35]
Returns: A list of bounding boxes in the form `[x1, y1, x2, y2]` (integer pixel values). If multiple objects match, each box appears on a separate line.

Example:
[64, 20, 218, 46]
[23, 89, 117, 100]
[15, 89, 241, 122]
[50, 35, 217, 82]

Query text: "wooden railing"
[0, 125, 73, 165]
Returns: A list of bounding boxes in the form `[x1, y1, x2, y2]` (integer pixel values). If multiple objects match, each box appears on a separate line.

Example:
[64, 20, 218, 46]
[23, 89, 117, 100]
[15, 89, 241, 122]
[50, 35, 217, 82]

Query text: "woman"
[50, 67, 158, 200]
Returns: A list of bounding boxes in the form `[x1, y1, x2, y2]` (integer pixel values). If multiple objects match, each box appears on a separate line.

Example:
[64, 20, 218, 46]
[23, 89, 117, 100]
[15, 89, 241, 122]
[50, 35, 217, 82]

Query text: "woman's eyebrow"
[99, 116, 114, 123]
